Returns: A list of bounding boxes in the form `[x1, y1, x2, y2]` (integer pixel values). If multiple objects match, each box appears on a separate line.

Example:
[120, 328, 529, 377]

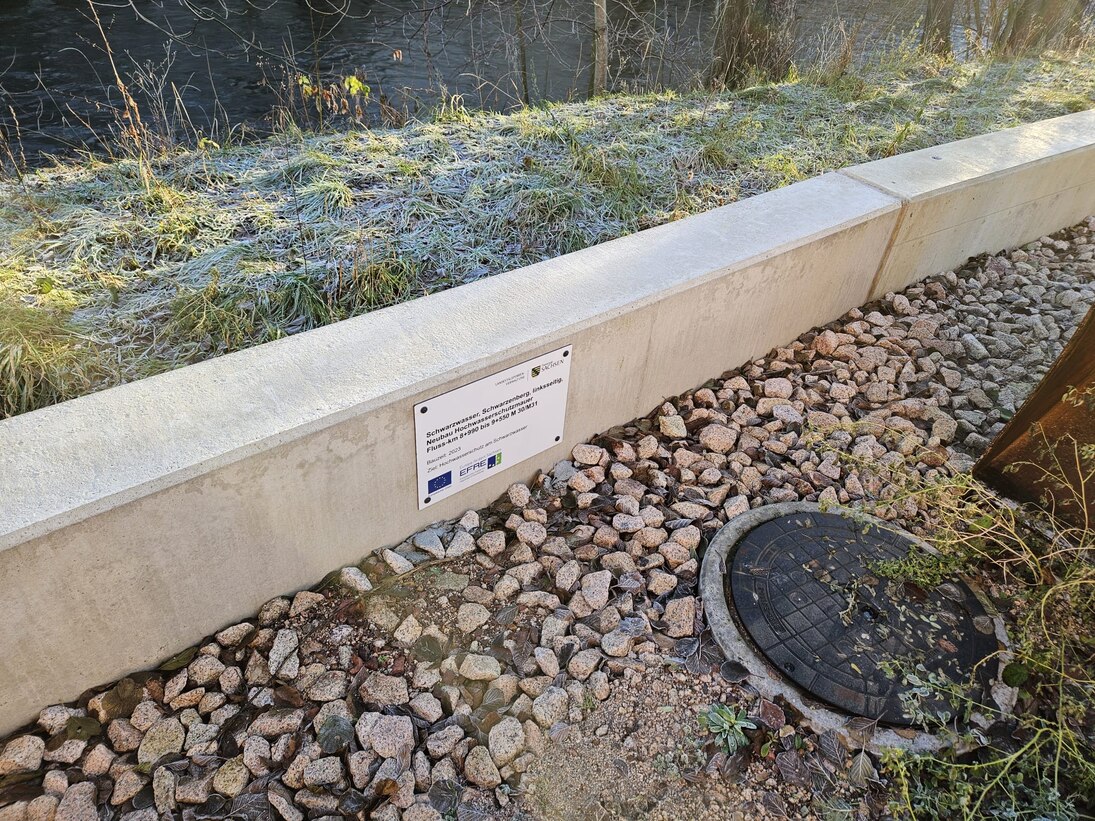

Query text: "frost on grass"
[1, 48, 1094, 417]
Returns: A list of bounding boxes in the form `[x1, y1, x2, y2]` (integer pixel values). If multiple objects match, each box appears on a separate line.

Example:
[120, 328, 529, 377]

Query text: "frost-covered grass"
[2, 47, 1094, 418]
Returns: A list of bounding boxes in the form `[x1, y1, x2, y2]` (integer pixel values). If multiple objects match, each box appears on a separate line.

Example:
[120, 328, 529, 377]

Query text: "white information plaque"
[414, 345, 572, 509]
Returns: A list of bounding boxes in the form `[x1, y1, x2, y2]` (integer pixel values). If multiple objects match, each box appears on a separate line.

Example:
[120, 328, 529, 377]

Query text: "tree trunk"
[710, 0, 796, 90]
[592, 0, 609, 96]
[516, 0, 531, 105]
[996, 0, 1089, 54]
[922, 0, 956, 54]
[711, 0, 747, 88]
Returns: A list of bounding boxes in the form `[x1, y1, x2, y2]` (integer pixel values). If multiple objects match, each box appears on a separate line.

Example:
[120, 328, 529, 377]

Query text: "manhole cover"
[729, 510, 998, 726]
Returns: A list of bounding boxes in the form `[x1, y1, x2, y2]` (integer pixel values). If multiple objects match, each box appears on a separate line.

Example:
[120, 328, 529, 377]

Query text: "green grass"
[0, 298, 108, 417]
[2, 47, 1095, 417]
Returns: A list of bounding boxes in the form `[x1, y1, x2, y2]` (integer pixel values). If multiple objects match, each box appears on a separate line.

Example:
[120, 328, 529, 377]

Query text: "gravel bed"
[0, 218, 1092, 821]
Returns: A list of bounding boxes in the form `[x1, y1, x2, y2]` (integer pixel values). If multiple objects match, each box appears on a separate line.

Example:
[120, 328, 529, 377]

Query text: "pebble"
[110, 770, 147, 806]
[303, 671, 347, 702]
[81, 743, 115, 777]
[360, 672, 410, 705]
[394, 614, 423, 644]
[409, 693, 444, 723]
[43, 739, 85, 765]
[446, 530, 476, 557]
[302, 756, 343, 788]
[658, 414, 688, 438]
[371, 715, 415, 758]
[37, 706, 81, 736]
[339, 566, 373, 593]
[647, 570, 678, 596]
[107, 720, 143, 752]
[581, 571, 613, 610]
[382, 549, 415, 574]
[0, 736, 44, 775]
[612, 513, 645, 533]
[258, 597, 290, 625]
[507, 483, 532, 507]
[56, 782, 97, 821]
[188, 654, 225, 686]
[175, 773, 213, 804]
[555, 560, 582, 592]
[567, 648, 602, 680]
[516, 521, 548, 547]
[961, 332, 990, 360]
[487, 716, 526, 766]
[664, 597, 696, 638]
[268, 629, 299, 675]
[426, 725, 464, 759]
[601, 629, 634, 657]
[268, 790, 302, 821]
[534, 647, 560, 677]
[698, 424, 737, 453]
[723, 495, 750, 519]
[572, 444, 606, 465]
[249, 708, 304, 738]
[289, 591, 324, 617]
[477, 531, 507, 557]
[459, 654, 502, 681]
[413, 530, 446, 559]
[242, 736, 271, 777]
[137, 718, 184, 766]
[457, 602, 491, 633]
[532, 687, 569, 727]
[212, 755, 250, 797]
[152, 767, 176, 813]
[763, 377, 793, 399]
[27, 795, 59, 821]
[42, 770, 67, 797]
[464, 745, 501, 788]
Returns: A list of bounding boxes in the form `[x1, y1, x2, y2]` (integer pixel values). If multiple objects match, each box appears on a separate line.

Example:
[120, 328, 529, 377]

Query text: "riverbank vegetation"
[1, 44, 1094, 418]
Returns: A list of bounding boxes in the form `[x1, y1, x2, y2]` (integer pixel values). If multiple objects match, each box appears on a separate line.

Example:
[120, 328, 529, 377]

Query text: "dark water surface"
[0, 0, 939, 162]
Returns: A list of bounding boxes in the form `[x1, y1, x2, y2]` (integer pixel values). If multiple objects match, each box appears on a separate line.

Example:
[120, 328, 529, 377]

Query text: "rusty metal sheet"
[974, 304, 1095, 528]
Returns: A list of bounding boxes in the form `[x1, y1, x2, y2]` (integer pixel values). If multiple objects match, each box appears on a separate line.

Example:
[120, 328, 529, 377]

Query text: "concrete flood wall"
[1, 109, 1093, 734]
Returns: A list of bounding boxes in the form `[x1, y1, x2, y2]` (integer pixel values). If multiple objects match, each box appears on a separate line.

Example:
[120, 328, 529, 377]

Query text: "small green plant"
[297, 173, 354, 220]
[697, 704, 756, 754]
[433, 93, 474, 125]
[651, 751, 678, 778]
[581, 691, 597, 713]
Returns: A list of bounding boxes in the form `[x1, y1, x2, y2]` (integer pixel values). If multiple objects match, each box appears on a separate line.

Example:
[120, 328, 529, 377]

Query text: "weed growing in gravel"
[698, 704, 757, 755]
[2, 48, 1094, 418]
[813, 403, 1095, 820]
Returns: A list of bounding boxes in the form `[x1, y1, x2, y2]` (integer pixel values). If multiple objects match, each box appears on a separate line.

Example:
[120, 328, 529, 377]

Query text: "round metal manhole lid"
[729, 510, 999, 726]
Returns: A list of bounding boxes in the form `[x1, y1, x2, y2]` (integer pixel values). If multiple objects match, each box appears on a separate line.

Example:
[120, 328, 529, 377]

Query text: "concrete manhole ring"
[699, 502, 1016, 752]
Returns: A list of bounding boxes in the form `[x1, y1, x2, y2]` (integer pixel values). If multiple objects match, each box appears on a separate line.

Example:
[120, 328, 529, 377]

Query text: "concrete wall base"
[1, 110, 1093, 734]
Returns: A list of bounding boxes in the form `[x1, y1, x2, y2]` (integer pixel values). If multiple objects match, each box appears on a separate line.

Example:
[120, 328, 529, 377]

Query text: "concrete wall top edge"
[843, 109, 1095, 200]
[0, 172, 898, 549]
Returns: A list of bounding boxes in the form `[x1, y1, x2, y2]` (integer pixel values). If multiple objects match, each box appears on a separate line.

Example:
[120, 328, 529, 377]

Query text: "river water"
[0, 0, 947, 162]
